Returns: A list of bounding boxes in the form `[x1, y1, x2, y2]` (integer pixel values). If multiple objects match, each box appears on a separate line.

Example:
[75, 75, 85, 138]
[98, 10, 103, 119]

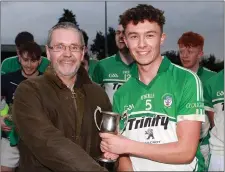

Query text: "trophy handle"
[119, 112, 129, 134]
[94, 106, 102, 131]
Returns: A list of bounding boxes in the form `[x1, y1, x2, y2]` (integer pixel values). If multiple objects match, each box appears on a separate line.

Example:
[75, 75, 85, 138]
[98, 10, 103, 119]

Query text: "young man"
[1, 31, 49, 75]
[178, 31, 216, 80]
[12, 22, 111, 172]
[204, 70, 224, 171]
[178, 31, 216, 168]
[92, 22, 134, 104]
[99, 4, 205, 171]
[1, 41, 43, 172]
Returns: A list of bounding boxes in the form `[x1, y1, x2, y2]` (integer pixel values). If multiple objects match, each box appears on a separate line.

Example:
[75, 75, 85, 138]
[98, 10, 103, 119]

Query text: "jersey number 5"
[146, 99, 152, 110]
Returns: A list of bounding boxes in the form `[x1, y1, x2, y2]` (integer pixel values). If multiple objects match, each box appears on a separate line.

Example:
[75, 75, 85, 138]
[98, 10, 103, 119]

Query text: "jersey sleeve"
[203, 80, 214, 112]
[38, 57, 50, 73]
[1, 59, 11, 75]
[177, 74, 205, 122]
[91, 62, 103, 84]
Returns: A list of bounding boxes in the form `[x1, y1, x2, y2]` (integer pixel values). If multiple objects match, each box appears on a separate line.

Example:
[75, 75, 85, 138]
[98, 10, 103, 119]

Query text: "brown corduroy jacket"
[13, 66, 111, 172]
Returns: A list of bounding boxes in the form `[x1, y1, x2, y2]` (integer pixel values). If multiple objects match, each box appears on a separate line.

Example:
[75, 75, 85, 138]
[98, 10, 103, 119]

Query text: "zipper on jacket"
[71, 89, 77, 112]
[70, 88, 79, 142]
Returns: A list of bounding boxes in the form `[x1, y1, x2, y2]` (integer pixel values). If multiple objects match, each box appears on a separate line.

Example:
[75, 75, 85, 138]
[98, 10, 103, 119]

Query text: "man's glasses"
[48, 44, 84, 52]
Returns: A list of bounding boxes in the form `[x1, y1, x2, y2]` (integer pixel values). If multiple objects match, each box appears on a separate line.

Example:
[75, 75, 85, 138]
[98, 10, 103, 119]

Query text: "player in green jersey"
[1, 31, 50, 75]
[80, 29, 98, 80]
[99, 4, 205, 171]
[204, 70, 224, 171]
[92, 21, 134, 104]
[178, 31, 216, 168]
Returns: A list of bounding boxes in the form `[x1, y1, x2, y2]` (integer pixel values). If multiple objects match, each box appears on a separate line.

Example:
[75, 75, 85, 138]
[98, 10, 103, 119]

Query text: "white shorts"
[208, 153, 224, 171]
[1, 138, 19, 168]
[200, 144, 210, 167]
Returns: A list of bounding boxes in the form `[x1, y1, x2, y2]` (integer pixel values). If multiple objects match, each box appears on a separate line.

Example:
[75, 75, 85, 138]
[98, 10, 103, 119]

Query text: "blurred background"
[1, 1, 224, 71]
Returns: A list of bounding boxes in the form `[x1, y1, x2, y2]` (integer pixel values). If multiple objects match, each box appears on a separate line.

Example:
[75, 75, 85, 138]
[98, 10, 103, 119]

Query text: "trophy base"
[96, 156, 116, 163]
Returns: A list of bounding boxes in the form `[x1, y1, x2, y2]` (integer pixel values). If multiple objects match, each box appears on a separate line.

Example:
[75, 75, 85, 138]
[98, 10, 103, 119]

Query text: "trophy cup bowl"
[94, 106, 128, 163]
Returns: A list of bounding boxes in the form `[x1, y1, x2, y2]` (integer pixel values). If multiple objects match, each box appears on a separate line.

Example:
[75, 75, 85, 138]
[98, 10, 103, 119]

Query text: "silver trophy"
[94, 106, 128, 163]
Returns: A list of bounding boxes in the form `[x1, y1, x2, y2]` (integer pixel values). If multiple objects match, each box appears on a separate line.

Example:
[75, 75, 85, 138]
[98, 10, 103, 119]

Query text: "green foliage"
[90, 27, 118, 60]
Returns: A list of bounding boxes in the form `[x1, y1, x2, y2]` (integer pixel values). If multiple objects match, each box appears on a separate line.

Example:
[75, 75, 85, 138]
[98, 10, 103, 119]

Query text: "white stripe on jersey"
[172, 64, 203, 115]
[212, 98, 224, 103]
[204, 106, 214, 112]
[103, 79, 126, 82]
[129, 110, 176, 119]
[177, 114, 205, 122]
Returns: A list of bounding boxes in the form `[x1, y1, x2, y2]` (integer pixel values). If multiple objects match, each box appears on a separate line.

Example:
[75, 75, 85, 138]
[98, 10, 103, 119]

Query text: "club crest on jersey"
[163, 95, 173, 108]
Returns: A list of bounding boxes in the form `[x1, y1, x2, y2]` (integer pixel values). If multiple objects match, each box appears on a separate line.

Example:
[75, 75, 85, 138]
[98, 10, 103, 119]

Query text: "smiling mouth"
[61, 61, 74, 64]
[137, 51, 149, 55]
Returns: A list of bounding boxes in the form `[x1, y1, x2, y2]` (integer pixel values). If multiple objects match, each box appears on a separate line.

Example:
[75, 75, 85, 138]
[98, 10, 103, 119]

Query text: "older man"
[13, 22, 111, 171]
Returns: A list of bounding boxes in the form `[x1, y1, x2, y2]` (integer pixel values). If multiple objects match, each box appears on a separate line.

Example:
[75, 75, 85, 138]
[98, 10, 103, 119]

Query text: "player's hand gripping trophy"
[94, 106, 128, 163]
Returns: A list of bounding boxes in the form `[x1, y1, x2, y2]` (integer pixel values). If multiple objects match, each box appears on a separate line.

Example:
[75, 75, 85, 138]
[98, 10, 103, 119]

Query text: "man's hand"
[100, 133, 130, 155]
[0, 116, 11, 132]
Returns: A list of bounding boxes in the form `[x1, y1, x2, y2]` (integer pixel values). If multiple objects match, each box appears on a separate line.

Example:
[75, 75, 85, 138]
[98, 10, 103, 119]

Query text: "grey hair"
[47, 22, 84, 46]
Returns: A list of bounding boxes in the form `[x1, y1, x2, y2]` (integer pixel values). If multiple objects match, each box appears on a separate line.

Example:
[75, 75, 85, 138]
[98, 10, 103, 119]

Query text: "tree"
[91, 27, 118, 60]
[201, 54, 224, 72]
[162, 50, 181, 65]
[58, 9, 79, 28]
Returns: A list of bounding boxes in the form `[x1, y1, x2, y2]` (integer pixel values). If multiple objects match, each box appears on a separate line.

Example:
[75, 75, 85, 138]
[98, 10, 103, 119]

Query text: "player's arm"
[203, 81, 214, 128]
[119, 120, 201, 164]
[117, 155, 133, 171]
[206, 111, 214, 128]
[101, 121, 201, 164]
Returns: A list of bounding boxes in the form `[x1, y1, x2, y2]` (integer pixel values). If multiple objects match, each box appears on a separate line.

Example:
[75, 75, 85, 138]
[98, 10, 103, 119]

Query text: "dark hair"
[81, 29, 89, 47]
[15, 31, 34, 47]
[119, 4, 165, 32]
[178, 31, 204, 48]
[18, 42, 42, 61]
[83, 52, 90, 64]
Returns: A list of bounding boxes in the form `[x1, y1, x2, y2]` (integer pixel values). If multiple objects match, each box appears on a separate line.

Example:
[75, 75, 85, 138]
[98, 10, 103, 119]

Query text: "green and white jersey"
[92, 53, 134, 104]
[197, 66, 216, 85]
[197, 67, 216, 145]
[204, 70, 224, 155]
[1, 56, 50, 75]
[113, 57, 205, 171]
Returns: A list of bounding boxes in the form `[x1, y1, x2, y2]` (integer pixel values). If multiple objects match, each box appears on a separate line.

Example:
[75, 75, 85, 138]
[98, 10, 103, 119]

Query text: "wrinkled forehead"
[51, 28, 82, 45]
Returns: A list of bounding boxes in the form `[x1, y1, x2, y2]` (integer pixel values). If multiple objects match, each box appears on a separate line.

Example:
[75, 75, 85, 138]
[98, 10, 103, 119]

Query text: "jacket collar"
[44, 65, 92, 89]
